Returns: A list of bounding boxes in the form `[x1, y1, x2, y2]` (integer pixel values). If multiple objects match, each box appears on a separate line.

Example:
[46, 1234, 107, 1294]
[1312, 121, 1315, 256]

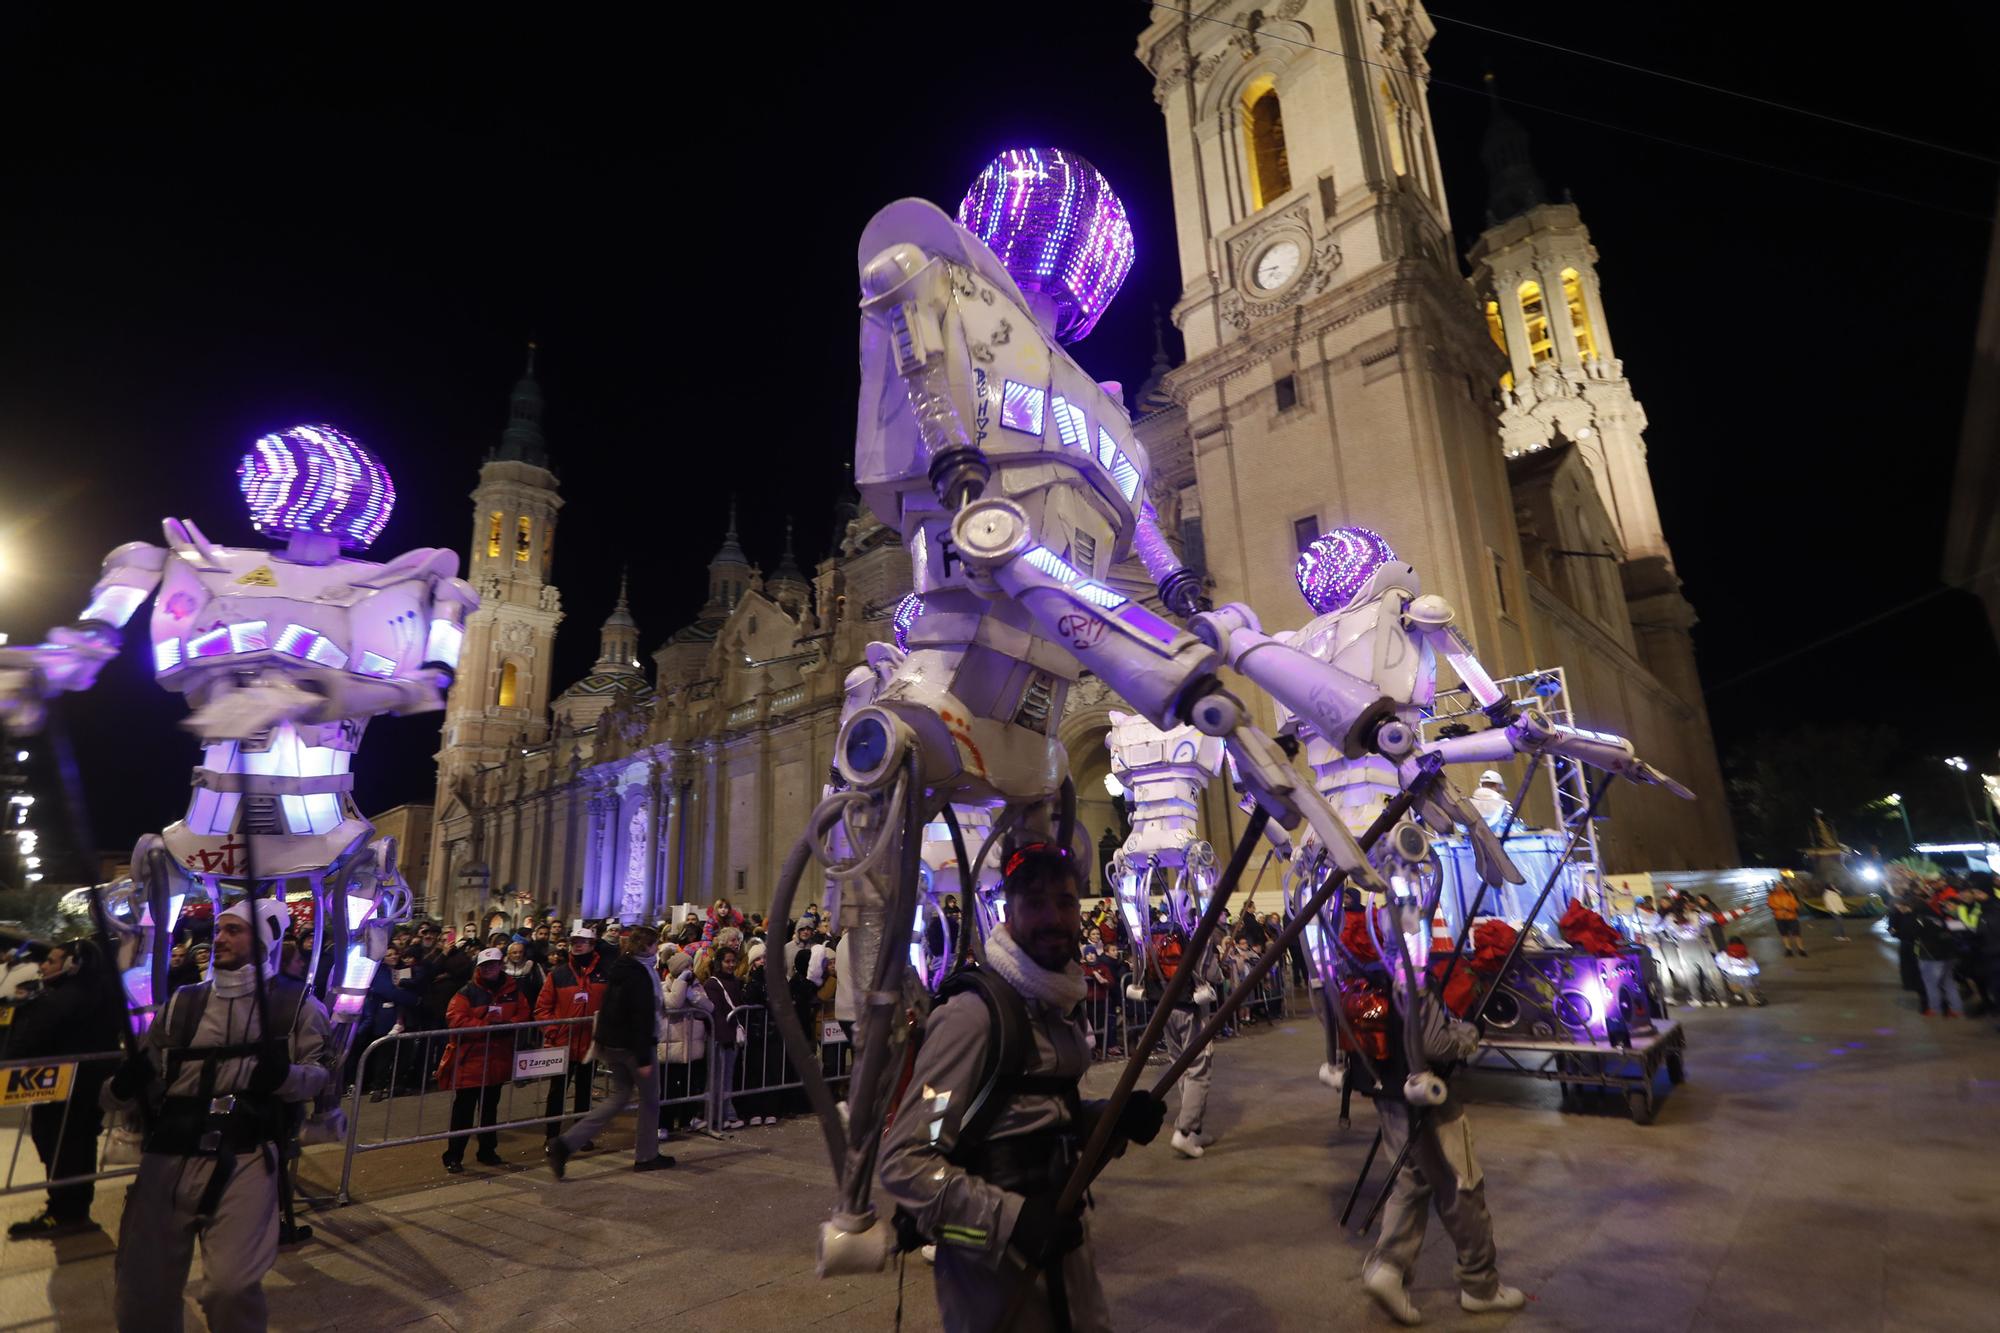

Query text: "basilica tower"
[1136, 1, 1533, 673]
[430, 348, 565, 905]
[1466, 88, 1733, 851]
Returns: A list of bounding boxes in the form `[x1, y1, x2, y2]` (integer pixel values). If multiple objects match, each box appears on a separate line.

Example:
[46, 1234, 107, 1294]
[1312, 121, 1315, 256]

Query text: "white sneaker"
[1195, 1131, 1218, 1147]
[1170, 1130, 1204, 1159]
[1460, 1285, 1525, 1314]
[1363, 1262, 1422, 1325]
[721, 1118, 746, 1131]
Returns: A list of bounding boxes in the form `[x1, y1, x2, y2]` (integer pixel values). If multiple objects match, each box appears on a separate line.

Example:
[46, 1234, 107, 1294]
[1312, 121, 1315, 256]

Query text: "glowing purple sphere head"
[956, 147, 1135, 343]
[1295, 527, 1398, 615]
[238, 424, 396, 550]
[892, 592, 924, 653]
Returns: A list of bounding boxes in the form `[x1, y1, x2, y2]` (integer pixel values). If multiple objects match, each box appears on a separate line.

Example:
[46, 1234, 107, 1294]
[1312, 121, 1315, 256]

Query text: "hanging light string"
[1143, 3, 1995, 223]
[1425, 8, 1998, 167]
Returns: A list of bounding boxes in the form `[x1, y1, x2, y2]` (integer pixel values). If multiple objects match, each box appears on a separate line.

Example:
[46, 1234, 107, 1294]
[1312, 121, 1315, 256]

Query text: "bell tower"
[1137, 1, 1533, 671]
[435, 345, 565, 798]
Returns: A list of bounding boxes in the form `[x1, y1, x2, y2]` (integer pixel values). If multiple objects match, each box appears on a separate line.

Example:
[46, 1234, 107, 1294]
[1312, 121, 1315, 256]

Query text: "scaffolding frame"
[1423, 665, 1603, 910]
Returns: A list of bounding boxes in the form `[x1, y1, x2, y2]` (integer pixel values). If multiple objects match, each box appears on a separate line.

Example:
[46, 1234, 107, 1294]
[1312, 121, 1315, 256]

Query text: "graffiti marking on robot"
[1056, 612, 1107, 651]
[235, 565, 280, 588]
[938, 708, 988, 778]
[185, 838, 247, 877]
[973, 367, 990, 446]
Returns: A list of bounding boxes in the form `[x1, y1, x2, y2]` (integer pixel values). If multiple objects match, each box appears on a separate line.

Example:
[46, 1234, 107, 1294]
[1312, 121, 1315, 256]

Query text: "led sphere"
[892, 592, 924, 653]
[957, 147, 1135, 343]
[238, 424, 396, 550]
[1295, 527, 1397, 615]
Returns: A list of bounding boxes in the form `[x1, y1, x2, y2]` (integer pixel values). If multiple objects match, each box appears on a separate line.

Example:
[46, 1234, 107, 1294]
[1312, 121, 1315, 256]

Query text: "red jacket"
[436, 976, 531, 1090]
[535, 948, 613, 1060]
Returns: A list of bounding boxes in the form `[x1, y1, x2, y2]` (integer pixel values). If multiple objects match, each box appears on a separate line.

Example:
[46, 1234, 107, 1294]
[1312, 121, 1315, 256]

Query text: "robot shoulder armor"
[1403, 594, 1455, 629]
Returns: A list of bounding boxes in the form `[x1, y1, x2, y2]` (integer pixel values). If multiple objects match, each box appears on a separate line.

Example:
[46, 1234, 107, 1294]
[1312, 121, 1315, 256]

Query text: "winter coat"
[435, 976, 531, 1090]
[593, 953, 661, 1058]
[534, 948, 612, 1060]
[1767, 887, 1799, 921]
[662, 973, 712, 1064]
[702, 971, 747, 1049]
[363, 963, 424, 1039]
[423, 948, 472, 1029]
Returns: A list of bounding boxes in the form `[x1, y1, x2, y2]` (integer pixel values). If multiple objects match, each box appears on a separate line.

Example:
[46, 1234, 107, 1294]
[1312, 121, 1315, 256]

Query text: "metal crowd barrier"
[339, 1013, 712, 1202]
[337, 1003, 859, 1200]
[0, 1049, 135, 1199]
[725, 1004, 852, 1123]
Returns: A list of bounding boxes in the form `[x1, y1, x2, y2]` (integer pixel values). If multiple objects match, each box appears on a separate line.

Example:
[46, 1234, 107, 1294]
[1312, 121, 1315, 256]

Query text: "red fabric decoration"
[1469, 920, 1519, 973]
[1441, 969, 1479, 1017]
[1340, 912, 1379, 963]
[1558, 902, 1623, 957]
[1725, 942, 1750, 960]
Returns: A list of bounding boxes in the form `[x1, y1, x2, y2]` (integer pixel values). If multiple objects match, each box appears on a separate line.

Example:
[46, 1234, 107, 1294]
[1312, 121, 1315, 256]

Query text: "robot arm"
[1132, 498, 1206, 619]
[950, 497, 1385, 893]
[0, 542, 165, 734]
[1191, 603, 1408, 761]
[1419, 708, 1693, 799]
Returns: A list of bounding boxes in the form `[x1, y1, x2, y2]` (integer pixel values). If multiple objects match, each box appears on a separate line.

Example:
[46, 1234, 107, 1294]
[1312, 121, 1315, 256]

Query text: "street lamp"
[1943, 756, 1991, 841]
[1884, 792, 1915, 847]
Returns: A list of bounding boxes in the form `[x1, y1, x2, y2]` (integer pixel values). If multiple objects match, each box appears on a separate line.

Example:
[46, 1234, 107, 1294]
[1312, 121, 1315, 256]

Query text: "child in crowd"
[1714, 937, 1765, 1006]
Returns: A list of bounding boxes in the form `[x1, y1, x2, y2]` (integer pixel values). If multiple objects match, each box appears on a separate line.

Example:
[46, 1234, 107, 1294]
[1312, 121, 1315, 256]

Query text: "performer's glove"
[246, 1041, 291, 1097]
[109, 1052, 155, 1102]
[1115, 1092, 1167, 1147]
[1010, 1192, 1085, 1266]
[1192, 983, 1217, 1007]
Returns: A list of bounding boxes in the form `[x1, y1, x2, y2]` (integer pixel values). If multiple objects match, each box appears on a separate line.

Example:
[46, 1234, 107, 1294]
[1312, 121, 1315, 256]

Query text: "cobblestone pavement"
[2, 918, 1995, 1330]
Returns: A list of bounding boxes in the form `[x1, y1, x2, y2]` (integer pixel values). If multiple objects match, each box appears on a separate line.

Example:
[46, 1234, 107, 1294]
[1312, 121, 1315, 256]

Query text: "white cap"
[476, 947, 505, 965]
[1479, 769, 1504, 787]
[569, 924, 597, 940]
[220, 896, 291, 974]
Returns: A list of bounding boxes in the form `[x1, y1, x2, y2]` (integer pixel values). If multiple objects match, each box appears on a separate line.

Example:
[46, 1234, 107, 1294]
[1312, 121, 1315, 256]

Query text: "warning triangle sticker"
[235, 565, 280, 587]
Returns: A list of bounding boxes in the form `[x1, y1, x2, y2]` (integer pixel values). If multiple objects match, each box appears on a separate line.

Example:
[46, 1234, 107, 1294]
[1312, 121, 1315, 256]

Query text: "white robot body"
[1, 426, 473, 1038]
[1105, 711, 1225, 971]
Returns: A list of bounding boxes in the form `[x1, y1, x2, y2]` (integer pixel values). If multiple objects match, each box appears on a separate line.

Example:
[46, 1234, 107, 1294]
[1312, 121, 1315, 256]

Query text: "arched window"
[542, 521, 556, 578]
[1483, 299, 1513, 393]
[1560, 268, 1598, 361]
[515, 515, 533, 563]
[486, 511, 503, 560]
[1242, 76, 1291, 210]
[1378, 78, 1409, 177]
[1518, 280, 1554, 365]
[498, 660, 519, 709]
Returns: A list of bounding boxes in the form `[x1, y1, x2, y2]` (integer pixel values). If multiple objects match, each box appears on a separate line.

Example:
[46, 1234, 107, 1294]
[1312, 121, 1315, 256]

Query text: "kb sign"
[0, 1064, 75, 1108]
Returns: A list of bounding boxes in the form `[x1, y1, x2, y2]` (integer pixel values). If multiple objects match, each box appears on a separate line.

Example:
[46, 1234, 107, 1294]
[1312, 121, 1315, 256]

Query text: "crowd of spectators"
[1886, 874, 1998, 1020]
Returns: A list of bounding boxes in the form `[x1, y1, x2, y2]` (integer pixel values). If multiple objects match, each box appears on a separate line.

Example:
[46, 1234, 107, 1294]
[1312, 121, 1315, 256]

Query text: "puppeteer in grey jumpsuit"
[104, 907, 331, 1333]
[879, 924, 1125, 1333]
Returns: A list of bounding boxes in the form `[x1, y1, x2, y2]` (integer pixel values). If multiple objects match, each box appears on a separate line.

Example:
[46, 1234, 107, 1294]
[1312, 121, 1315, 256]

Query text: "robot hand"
[1223, 725, 1386, 894]
[0, 630, 119, 734]
[1411, 776, 1523, 888]
[1510, 710, 1694, 800]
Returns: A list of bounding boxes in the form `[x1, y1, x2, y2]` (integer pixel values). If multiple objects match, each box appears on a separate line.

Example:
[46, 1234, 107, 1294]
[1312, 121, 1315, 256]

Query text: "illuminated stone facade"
[1137, 1, 1735, 870]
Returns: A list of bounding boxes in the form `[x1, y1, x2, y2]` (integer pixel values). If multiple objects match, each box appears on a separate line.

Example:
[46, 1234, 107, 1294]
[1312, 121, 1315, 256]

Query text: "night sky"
[3, 3, 1997, 879]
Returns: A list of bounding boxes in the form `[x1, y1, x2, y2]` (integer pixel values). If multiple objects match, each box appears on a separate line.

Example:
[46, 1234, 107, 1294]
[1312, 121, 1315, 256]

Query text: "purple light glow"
[892, 593, 924, 653]
[957, 148, 1135, 343]
[238, 424, 397, 550]
[1295, 527, 1397, 614]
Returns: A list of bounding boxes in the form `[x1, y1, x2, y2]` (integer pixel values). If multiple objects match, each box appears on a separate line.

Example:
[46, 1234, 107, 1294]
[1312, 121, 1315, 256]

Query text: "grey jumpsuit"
[105, 977, 331, 1333]
[878, 978, 1115, 1333]
[1366, 994, 1500, 1300]
[1161, 939, 1223, 1138]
